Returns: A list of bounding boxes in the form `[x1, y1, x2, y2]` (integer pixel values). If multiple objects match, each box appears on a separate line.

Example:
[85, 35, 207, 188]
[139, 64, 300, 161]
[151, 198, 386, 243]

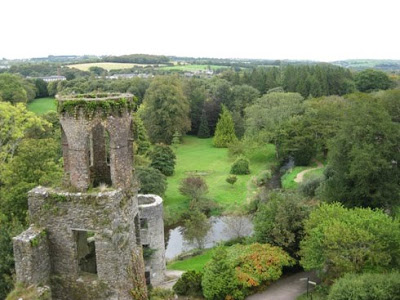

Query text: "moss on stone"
[57, 94, 137, 119]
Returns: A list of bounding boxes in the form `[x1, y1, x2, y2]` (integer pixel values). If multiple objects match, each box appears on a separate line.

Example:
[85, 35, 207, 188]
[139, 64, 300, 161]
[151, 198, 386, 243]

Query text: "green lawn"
[160, 64, 229, 71]
[27, 97, 57, 115]
[167, 249, 214, 272]
[164, 136, 276, 215]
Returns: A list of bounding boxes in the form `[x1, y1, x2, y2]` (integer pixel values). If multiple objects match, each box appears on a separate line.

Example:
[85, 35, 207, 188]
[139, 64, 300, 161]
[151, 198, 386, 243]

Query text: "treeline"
[102, 54, 170, 64]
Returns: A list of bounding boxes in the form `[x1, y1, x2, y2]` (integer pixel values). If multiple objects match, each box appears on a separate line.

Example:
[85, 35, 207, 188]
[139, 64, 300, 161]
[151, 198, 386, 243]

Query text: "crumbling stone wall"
[13, 226, 50, 285]
[25, 187, 142, 300]
[138, 194, 166, 285]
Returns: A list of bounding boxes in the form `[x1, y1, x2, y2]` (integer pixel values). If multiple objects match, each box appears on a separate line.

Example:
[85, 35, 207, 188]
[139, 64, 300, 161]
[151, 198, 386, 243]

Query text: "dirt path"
[246, 271, 319, 300]
[294, 161, 323, 183]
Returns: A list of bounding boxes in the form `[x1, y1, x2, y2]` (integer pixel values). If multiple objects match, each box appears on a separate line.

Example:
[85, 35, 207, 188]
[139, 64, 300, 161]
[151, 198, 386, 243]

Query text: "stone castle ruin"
[13, 93, 165, 299]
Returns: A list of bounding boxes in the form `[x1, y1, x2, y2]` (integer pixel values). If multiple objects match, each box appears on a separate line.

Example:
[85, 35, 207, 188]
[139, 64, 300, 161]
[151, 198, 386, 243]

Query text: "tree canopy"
[140, 76, 190, 144]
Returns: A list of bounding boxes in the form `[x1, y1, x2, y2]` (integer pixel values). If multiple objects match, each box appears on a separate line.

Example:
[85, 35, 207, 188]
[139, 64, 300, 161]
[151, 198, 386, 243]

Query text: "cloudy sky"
[1, 0, 399, 61]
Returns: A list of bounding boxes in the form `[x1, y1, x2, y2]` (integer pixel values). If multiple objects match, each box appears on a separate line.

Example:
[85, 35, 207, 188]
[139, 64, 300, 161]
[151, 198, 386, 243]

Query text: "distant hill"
[332, 59, 400, 72]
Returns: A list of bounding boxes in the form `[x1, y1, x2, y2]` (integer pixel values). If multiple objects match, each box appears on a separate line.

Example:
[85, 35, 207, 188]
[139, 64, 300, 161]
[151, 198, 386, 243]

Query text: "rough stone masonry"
[13, 93, 165, 300]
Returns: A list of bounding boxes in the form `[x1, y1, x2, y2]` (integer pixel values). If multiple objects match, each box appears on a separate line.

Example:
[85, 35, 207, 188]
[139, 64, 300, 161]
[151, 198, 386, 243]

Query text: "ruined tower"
[13, 93, 165, 300]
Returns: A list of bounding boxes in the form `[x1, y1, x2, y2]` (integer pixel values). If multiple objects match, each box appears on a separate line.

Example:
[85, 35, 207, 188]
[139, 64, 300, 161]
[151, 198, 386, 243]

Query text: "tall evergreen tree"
[213, 105, 237, 148]
[132, 114, 150, 155]
[197, 110, 210, 138]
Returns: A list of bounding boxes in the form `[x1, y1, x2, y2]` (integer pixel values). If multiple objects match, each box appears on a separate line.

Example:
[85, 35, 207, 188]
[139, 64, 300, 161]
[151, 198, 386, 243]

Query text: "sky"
[1, 0, 399, 62]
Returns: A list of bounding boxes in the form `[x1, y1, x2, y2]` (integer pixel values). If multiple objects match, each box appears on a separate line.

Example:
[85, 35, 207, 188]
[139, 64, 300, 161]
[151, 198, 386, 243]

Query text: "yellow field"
[67, 62, 160, 71]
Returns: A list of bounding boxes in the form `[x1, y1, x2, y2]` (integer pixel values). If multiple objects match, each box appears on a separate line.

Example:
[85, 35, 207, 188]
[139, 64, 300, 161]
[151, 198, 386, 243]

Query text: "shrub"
[328, 272, 400, 300]
[179, 176, 208, 201]
[135, 166, 167, 196]
[173, 270, 203, 297]
[149, 287, 175, 300]
[230, 157, 250, 175]
[202, 244, 294, 300]
[226, 175, 237, 186]
[299, 175, 324, 197]
[255, 170, 272, 187]
[148, 144, 176, 176]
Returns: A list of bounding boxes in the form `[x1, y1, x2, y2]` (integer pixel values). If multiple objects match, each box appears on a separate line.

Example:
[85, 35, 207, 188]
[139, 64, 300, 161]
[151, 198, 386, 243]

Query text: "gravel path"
[294, 162, 323, 183]
[246, 271, 319, 300]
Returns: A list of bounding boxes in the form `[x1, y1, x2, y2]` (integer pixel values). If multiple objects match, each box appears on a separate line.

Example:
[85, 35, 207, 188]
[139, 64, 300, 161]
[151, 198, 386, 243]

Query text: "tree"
[299, 203, 400, 282]
[135, 166, 167, 196]
[253, 192, 310, 258]
[245, 92, 304, 142]
[0, 102, 44, 163]
[181, 210, 211, 249]
[0, 214, 24, 299]
[171, 130, 181, 147]
[184, 78, 207, 135]
[355, 69, 393, 92]
[33, 78, 48, 98]
[148, 144, 176, 176]
[132, 114, 150, 155]
[213, 105, 237, 148]
[222, 214, 252, 239]
[0, 73, 28, 104]
[202, 247, 241, 300]
[0, 138, 63, 221]
[197, 110, 210, 138]
[47, 80, 59, 97]
[179, 176, 208, 202]
[320, 95, 400, 209]
[139, 76, 190, 144]
[231, 84, 260, 113]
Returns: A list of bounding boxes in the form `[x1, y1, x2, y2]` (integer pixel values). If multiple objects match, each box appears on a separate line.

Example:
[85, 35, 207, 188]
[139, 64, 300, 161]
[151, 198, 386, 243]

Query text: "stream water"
[164, 215, 253, 261]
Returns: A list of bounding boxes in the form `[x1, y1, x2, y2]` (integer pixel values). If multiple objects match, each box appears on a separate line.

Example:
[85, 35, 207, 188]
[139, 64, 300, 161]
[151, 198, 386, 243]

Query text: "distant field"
[164, 136, 276, 216]
[160, 64, 229, 71]
[67, 62, 160, 71]
[27, 97, 56, 115]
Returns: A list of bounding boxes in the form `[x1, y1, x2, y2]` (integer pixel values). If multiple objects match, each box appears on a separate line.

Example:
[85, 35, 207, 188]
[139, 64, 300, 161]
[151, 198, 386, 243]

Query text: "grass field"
[167, 249, 215, 272]
[164, 136, 276, 216]
[27, 97, 56, 115]
[160, 64, 229, 71]
[67, 62, 160, 71]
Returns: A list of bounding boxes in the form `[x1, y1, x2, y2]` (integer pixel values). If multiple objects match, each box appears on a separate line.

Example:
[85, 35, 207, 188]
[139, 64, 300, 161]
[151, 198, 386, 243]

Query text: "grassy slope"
[164, 136, 276, 215]
[167, 249, 214, 272]
[27, 97, 56, 115]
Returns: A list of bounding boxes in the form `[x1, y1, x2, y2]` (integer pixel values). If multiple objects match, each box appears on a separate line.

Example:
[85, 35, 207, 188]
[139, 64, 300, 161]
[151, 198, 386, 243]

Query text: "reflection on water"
[165, 216, 253, 261]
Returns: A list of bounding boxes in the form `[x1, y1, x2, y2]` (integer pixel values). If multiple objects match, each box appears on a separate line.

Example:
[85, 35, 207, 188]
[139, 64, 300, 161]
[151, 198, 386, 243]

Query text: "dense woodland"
[0, 57, 399, 299]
